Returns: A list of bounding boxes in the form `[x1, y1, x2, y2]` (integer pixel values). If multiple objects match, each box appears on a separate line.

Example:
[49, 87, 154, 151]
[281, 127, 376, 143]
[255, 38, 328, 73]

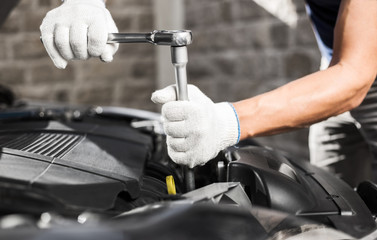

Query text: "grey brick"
[188, 32, 211, 53]
[118, 82, 156, 111]
[185, 9, 200, 29]
[270, 22, 290, 49]
[233, 0, 268, 21]
[75, 83, 114, 105]
[38, 0, 52, 7]
[213, 56, 237, 76]
[14, 84, 53, 101]
[294, 17, 318, 46]
[137, 13, 154, 31]
[186, 4, 222, 29]
[237, 53, 281, 80]
[208, 29, 239, 51]
[0, 11, 22, 33]
[23, 11, 46, 32]
[235, 23, 273, 50]
[284, 52, 313, 78]
[14, 0, 33, 11]
[0, 66, 25, 85]
[111, 0, 152, 8]
[0, 39, 6, 59]
[187, 57, 215, 79]
[215, 80, 258, 102]
[13, 36, 46, 60]
[220, 1, 234, 24]
[31, 64, 75, 84]
[117, 42, 155, 56]
[113, 15, 134, 32]
[54, 88, 70, 102]
[131, 60, 155, 79]
[80, 59, 130, 81]
[187, 79, 213, 97]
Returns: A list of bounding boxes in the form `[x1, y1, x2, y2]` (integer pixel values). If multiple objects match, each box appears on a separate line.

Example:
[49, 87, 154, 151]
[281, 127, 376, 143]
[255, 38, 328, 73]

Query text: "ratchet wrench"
[108, 30, 195, 192]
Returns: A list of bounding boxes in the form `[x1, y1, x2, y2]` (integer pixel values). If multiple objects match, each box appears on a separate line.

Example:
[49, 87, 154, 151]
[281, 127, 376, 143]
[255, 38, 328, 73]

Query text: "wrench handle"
[107, 33, 153, 44]
[107, 31, 192, 46]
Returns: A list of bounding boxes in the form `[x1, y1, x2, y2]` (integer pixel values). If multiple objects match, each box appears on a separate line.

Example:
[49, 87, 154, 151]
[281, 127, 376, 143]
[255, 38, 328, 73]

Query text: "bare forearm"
[233, 0, 377, 140]
[233, 63, 374, 139]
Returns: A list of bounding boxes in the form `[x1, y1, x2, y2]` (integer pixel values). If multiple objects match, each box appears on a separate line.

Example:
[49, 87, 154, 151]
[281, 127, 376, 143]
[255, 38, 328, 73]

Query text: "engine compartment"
[0, 101, 375, 239]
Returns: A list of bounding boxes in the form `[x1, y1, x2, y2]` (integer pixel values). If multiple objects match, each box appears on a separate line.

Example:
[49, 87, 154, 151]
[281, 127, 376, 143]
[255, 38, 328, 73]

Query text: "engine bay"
[0, 101, 375, 239]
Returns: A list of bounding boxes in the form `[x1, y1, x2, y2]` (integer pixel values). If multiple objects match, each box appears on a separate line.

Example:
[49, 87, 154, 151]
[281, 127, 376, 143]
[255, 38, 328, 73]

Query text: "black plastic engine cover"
[227, 145, 376, 238]
[0, 120, 153, 212]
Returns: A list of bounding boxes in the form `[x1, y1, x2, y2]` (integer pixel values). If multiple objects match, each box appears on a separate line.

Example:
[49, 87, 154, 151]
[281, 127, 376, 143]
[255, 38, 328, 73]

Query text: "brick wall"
[0, 0, 321, 159]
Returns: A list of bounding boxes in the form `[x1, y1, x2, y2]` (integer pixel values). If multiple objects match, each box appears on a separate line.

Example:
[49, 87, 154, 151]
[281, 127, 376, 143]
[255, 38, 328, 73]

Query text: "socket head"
[152, 30, 193, 46]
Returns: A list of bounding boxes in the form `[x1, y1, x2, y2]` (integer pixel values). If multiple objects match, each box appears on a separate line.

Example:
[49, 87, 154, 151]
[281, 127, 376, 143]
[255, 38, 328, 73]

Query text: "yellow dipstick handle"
[166, 175, 176, 195]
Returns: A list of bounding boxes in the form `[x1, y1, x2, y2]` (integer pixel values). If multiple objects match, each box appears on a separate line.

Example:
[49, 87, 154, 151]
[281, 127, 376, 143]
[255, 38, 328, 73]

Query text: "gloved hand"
[151, 85, 240, 168]
[40, 0, 119, 69]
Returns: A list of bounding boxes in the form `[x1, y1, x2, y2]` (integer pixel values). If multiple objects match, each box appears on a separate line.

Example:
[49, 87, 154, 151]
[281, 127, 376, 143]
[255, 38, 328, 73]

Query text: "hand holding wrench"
[108, 30, 195, 191]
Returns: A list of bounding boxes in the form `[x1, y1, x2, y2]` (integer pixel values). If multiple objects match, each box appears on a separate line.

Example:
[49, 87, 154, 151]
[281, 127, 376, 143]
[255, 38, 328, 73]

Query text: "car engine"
[0, 97, 375, 240]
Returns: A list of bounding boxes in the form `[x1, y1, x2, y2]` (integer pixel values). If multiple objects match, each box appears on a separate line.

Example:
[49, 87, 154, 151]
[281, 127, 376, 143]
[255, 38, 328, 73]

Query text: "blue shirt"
[305, 0, 341, 62]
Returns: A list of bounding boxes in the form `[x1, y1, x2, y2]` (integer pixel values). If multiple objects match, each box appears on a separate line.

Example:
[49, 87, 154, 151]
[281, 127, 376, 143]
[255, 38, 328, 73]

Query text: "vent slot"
[0, 133, 83, 158]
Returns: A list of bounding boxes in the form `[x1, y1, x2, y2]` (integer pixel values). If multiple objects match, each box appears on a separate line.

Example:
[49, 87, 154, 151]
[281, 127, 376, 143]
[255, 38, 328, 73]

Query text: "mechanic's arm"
[234, 0, 377, 138]
[40, 0, 118, 69]
[152, 0, 377, 168]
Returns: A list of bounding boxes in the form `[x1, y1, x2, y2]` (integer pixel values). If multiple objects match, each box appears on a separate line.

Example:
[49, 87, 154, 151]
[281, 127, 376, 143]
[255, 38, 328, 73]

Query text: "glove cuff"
[216, 102, 240, 150]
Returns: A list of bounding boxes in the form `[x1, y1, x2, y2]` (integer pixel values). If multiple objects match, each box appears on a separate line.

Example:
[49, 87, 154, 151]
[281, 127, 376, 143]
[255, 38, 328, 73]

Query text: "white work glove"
[40, 0, 119, 69]
[151, 85, 240, 168]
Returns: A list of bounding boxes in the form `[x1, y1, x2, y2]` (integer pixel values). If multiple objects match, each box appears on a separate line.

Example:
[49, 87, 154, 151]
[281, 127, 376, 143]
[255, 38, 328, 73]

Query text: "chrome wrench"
[108, 30, 195, 191]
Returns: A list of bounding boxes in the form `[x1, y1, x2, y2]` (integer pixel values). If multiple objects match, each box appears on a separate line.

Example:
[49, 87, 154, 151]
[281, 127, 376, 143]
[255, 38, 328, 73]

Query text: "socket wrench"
[108, 30, 195, 192]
